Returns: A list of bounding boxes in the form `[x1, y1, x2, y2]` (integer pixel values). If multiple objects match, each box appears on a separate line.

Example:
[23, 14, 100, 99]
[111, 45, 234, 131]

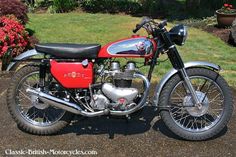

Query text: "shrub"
[28, 35, 39, 48]
[139, 0, 163, 16]
[0, 0, 28, 24]
[24, 0, 54, 13]
[51, 0, 77, 13]
[80, 0, 142, 14]
[0, 16, 37, 58]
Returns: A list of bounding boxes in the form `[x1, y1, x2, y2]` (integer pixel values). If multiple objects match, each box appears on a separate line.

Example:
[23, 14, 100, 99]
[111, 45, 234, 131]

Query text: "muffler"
[26, 88, 107, 117]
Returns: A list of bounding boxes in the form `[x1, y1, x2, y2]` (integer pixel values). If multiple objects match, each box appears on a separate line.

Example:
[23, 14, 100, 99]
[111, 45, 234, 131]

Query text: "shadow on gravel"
[57, 106, 227, 140]
[59, 106, 157, 139]
[152, 119, 228, 141]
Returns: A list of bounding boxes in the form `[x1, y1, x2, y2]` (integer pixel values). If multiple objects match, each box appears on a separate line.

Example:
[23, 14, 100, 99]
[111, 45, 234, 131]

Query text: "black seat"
[35, 43, 101, 59]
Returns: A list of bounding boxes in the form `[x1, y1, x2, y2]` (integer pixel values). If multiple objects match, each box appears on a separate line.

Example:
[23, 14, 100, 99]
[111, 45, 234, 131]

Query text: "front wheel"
[159, 68, 234, 140]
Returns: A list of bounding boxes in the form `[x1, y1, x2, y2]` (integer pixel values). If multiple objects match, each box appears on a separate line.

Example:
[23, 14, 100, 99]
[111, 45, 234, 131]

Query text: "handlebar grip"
[133, 24, 142, 33]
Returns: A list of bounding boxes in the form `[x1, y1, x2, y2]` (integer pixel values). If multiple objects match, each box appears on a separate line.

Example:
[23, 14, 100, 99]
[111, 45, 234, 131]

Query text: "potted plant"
[216, 3, 236, 27]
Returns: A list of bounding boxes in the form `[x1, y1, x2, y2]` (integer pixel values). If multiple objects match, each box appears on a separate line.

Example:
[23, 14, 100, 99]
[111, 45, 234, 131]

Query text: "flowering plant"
[217, 4, 236, 14]
[0, 16, 30, 58]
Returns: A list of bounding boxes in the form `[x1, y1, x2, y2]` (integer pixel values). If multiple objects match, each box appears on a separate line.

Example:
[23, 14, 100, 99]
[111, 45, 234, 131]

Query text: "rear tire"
[7, 65, 74, 135]
[159, 68, 233, 140]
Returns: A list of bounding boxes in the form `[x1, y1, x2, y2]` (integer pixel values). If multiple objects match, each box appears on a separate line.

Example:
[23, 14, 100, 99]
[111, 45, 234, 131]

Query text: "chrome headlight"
[169, 25, 188, 46]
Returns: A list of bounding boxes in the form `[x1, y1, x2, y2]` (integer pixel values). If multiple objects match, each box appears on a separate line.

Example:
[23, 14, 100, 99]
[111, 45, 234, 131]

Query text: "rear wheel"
[7, 65, 74, 135]
[159, 68, 233, 140]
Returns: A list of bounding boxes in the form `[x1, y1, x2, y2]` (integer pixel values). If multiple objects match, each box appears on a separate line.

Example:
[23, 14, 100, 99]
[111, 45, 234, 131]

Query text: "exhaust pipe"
[26, 88, 107, 117]
[26, 73, 150, 117]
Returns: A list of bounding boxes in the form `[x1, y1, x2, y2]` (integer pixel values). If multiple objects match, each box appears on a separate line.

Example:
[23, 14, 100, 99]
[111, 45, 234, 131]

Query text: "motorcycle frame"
[2, 25, 221, 113]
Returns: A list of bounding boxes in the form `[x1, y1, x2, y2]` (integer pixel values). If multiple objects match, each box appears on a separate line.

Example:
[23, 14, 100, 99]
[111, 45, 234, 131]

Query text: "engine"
[90, 61, 140, 111]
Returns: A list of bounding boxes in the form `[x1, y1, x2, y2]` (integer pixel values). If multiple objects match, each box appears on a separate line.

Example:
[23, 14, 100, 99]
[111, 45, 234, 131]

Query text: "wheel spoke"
[207, 107, 220, 119]
[15, 71, 65, 126]
[176, 114, 191, 122]
[18, 90, 31, 101]
[169, 75, 224, 132]
[209, 93, 221, 103]
[199, 79, 207, 91]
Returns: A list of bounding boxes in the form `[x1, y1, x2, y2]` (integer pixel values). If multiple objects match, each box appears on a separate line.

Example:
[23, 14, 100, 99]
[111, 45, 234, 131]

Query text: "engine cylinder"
[114, 62, 136, 87]
[125, 62, 136, 71]
[110, 61, 120, 72]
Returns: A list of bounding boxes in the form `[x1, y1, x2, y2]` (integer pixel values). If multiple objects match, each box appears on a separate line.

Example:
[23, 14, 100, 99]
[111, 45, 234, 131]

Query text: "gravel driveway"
[0, 76, 235, 157]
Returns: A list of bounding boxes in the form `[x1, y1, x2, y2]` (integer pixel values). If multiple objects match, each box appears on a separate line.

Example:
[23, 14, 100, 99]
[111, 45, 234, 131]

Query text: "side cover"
[50, 60, 93, 88]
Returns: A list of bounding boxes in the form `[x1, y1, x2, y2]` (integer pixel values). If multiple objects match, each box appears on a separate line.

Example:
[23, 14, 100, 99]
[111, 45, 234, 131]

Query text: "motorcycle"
[3, 17, 233, 140]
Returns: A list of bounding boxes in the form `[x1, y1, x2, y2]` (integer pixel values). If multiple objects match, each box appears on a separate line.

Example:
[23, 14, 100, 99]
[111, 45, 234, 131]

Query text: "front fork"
[158, 28, 202, 107]
[179, 68, 201, 106]
[167, 45, 201, 107]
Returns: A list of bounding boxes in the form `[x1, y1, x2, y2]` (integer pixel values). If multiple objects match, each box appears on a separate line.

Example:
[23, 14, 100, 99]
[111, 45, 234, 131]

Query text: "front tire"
[159, 68, 233, 140]
[7, 65, 74, 135]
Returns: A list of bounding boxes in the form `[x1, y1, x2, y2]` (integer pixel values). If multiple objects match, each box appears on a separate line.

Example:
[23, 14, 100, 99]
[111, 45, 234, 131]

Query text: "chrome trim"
[107, 38, 153, 56]
[26, 88, 106, 117]
[26, 73, 150, 117]
[6, 49, 43, 71]
[168, 45, 175, 49]
[179, 68, 201, 105]
[181, 26, 188, 45]
[153, 61, 221, 106]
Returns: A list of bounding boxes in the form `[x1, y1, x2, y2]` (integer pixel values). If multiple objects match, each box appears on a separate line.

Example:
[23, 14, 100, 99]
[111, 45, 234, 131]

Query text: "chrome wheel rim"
[169, 76, 224, 132]
[16, 71, 65, 126]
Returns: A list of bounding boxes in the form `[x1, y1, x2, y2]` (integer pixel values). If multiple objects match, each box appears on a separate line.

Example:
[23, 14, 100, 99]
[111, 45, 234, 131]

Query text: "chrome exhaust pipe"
[26, 88, 107, 117]
[26, 73, 150, 117]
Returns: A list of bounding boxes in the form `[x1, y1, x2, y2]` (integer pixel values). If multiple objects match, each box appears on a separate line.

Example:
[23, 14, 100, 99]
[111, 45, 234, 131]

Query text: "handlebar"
[133, 17, 151, 33]
[133, 17, 167, 34]
[158, 20, 167, 29]
[133, 24, 142, 33]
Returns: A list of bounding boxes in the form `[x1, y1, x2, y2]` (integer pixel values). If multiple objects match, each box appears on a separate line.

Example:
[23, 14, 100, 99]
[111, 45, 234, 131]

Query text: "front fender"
[5, 49, 43, 71]
[153, 61, 221, 106]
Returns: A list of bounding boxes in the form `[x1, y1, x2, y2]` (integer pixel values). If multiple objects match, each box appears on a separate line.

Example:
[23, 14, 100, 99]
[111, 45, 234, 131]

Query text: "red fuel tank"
[50, 60, 93, 88]
[98, 36, 156, 58]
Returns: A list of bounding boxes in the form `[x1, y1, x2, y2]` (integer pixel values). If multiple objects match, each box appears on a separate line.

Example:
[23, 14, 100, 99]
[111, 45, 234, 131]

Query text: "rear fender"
[5, 49, 43, 71]
[153, 61, 221, 106]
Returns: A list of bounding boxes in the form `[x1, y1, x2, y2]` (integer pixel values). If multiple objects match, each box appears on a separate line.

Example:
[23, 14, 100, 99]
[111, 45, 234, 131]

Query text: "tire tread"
[159, 68, 233, 140]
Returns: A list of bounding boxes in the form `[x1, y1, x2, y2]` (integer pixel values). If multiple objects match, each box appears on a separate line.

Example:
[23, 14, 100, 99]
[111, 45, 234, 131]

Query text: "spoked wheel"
[159, 68, 233, 140]
[7, 65, 74, 135]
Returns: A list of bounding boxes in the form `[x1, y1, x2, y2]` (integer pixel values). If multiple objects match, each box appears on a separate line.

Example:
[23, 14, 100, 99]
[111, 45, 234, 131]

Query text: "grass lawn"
[27, 13, 236, 86]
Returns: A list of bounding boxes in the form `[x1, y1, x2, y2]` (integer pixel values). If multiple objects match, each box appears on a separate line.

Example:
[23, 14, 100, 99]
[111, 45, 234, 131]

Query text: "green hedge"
[80, 0, 142, 14]
[33, 0, 236, 19]
[51, 0, 77, 13]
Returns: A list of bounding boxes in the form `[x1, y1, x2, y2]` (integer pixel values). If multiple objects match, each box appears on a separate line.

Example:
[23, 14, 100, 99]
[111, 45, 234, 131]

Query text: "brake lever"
[143, 24, 153, 35]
